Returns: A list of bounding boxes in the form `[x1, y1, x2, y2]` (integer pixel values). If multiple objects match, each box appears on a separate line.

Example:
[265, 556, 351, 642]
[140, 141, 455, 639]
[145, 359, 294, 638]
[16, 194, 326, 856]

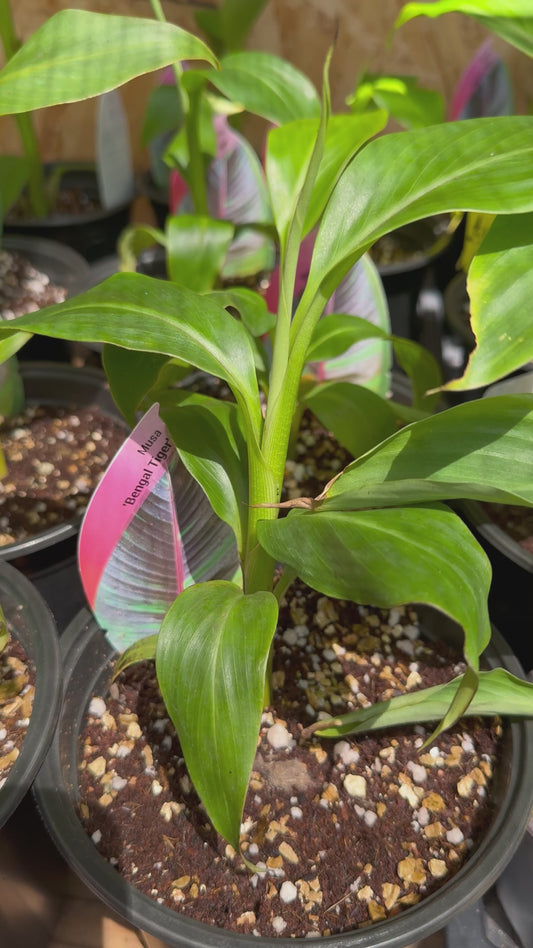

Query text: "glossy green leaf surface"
[0, 273, 261, 430]
[0, 156, 28, 216]
[102, 347, 169, 427]
[302, 112, 388, 236]
[391, 337, 442, 411]
[113, 635, 158, 679]
[299, 117, 533, 310]
[396, 3, 533, 58]
[194, 0, 268, 54]
[348, 74, 444, 129]
[0, 330, 32, 363]
[207, 288, 276, 337]
[320, 395, 533, 509]
[265, 112, 386, 255]
[258, 503, 491, 669]
[161, 393, 249, 552]
[208, 51, 321, 125]
[156, 582, 278, 848]
[304, 382, 398, 461]
[166, 215, 234, 290]
[140, 84, 183, 148]
[314, 667, 533, 737]
[446, 214, 533, 391]
[0, 11, 217, 114]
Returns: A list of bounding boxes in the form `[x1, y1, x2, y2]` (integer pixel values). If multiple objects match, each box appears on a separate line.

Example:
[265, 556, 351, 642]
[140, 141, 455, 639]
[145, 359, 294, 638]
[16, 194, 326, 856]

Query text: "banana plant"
[395, 0, 533, 392]
[1, 7, 533, 856]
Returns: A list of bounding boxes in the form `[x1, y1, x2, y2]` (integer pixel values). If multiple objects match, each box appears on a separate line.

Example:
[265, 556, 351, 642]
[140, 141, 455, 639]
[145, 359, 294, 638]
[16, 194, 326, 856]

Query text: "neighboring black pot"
[0, 559, 61, 829]
[0, 362, 127, 629]
[456, 373, 533, 672]
[137, 170, 168, 229]
[1, 234, 90, 361]
[33, 607, 533, 948]
[372, 216, 463, 344]
[458, 499, 533, 674]
[4, 165, 133, 262]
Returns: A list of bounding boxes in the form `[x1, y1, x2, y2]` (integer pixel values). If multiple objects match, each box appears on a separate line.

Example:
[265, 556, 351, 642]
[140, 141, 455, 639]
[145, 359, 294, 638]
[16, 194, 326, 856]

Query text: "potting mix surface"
[0, 404, 127, 548]
[0, 636, 35, 787]
[0, 248, 67, 318]
[78, 584, 503, 938]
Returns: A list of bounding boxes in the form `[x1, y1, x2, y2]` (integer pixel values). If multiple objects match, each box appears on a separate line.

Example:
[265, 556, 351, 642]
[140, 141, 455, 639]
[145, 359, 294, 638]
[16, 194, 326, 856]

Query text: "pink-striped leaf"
[78, 403, 238, 651]
[450, 40, 513, 119]
[170, 114, 275, 280]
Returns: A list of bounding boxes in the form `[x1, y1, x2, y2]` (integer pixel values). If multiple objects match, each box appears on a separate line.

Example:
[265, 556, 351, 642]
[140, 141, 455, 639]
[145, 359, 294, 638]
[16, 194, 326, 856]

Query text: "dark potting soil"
[78, 584, 503, 938]
[7, 187, 101, 225]
[0, 404, 127, 548]
[0, 636, 35, 788]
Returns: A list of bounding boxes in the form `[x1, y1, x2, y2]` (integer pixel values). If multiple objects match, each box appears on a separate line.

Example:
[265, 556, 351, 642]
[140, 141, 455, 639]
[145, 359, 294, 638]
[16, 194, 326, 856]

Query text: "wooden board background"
[1, 0, 531, 171]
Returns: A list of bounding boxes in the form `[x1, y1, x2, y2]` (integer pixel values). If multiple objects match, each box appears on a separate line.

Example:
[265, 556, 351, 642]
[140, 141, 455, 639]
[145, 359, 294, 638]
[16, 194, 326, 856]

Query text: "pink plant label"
[78, 403, 186, 650]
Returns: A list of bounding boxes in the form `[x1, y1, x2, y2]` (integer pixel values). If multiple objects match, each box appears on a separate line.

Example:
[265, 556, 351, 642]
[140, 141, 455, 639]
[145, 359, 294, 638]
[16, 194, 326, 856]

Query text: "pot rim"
[34, 606, 533, 948]
[459, 499, 533, 574]
[1, 233, 91, 284]
[0, 560, 61, 828]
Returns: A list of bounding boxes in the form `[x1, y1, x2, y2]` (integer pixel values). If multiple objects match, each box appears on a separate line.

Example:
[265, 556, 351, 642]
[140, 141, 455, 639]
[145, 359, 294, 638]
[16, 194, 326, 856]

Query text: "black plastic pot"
[0, 362, 127, 629]
[373, 216, 463, 345]
[4, 165, 133, 262]
[137, 170, 168, 229]
[458, 500, 533, 674]
[2, 234, 90, 361]
[456, 373, 533, 673]
[34, 607, 533, 948]
[0, 559, 61, 829]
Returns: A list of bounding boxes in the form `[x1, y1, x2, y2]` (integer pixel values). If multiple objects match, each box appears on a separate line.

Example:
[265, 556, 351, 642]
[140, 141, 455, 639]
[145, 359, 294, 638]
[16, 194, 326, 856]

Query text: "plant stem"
[148, 0, 209, 215]
[0, 0, 48, 217]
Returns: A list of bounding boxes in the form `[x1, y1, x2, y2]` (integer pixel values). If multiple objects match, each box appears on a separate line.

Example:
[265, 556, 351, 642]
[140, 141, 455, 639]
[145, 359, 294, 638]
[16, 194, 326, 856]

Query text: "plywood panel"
[1, 0, 530, 171]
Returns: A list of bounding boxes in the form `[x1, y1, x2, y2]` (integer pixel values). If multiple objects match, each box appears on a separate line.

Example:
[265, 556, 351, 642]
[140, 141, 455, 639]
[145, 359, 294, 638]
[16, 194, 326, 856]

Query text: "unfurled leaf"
[113, 634, 158, 678]
[391, 337, 442, 410]
[395, 2, 533, 59]
[194, 0, 268, 54]
[265, 112, 386, 258]
[450, 41, 513, 120]
[0, 11, 217, 114]
[0, 273, 262, 433]
[349, 74, 444, 128]
[313, 667, 533, 737]
[161, 393, 249, 552]
[297, 118, 533, 317]
[0, 156, 29, 217]
[174, 116, 275, 281]
[141, 83, 184, 148]
[304, 382, 398, 460]
[207, 51, 321, 125]
[0, 358, 24, 417]
[166, 215, 234, 290]
[102, 348, 170, 426]
[446, 214, 533, 391]
[319, 395, 533, 510]
[207, 287, 275, 338]
[309, 255, 391, 396]
[258, 503, 491, 671]
[156, 582, 278, 848]
[79, 405, 238, 651]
